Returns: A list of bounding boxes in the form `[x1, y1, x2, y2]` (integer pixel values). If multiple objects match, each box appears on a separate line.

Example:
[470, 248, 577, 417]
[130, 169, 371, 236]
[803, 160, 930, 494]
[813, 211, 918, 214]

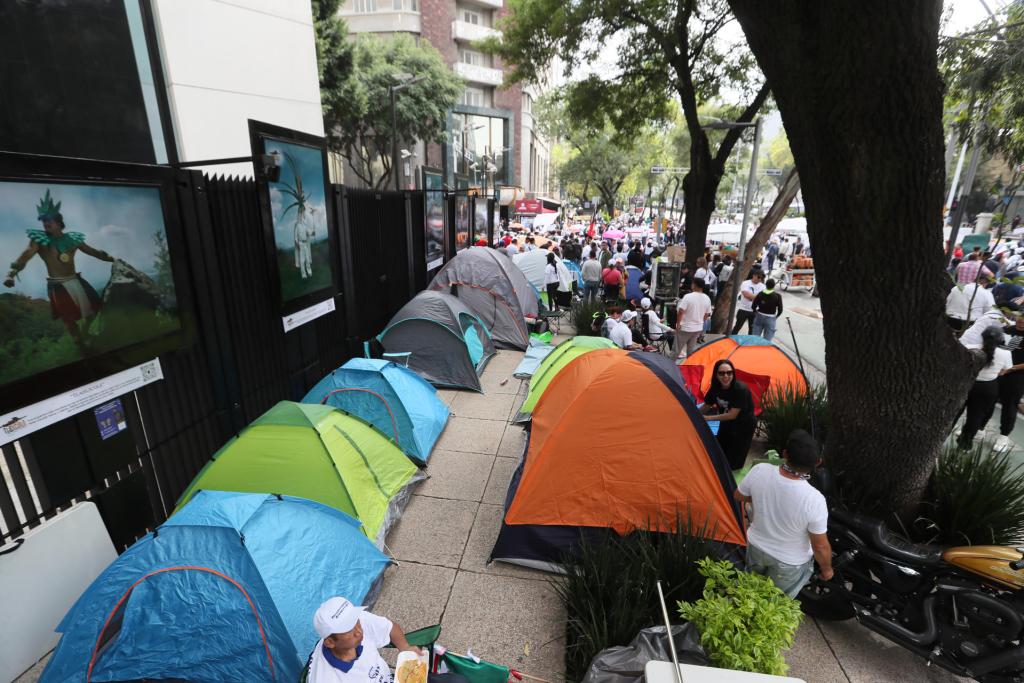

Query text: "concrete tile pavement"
[378, 354, 566, 682]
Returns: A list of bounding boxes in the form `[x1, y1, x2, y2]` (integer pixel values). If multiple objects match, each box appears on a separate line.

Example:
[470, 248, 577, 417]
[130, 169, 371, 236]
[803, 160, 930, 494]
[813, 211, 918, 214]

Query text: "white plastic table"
[645, 660, 806, 683]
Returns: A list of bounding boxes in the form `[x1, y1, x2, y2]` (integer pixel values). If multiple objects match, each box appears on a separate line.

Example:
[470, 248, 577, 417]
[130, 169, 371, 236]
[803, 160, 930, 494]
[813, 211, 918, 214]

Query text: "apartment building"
[340, 0, 552, 198]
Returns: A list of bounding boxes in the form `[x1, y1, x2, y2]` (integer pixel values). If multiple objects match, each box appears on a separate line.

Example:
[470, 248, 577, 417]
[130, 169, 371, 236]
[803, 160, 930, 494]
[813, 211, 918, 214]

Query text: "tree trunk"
[683, 137, 722, 264]
[728, 0, 975, 512]
[709, 168, 801, 333]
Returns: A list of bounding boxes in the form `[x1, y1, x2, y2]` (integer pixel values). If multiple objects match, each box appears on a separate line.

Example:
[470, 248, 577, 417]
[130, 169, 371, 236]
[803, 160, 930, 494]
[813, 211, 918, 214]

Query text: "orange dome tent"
[681, 335, 808, 414]
[490, 349, 745, 572]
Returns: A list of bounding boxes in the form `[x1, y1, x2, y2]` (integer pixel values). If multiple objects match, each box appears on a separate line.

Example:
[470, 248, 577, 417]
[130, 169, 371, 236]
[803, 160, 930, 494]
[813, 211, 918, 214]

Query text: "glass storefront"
[450, 112, 509, 190]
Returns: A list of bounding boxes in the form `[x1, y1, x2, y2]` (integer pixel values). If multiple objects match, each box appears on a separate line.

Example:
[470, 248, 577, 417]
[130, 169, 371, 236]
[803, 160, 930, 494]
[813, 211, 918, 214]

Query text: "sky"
[0, 181, 168, 300]
[264, 138, 328, 250]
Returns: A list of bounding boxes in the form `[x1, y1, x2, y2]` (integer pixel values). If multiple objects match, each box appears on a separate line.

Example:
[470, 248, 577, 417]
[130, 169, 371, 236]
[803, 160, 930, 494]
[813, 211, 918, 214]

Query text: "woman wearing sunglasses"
[700, 359, 756, 470]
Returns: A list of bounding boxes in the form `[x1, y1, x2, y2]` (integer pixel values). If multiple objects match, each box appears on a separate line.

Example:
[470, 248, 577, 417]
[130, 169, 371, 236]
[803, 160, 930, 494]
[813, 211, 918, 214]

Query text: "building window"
[523, 93, 533, 113]
[462, 87, 492, 108]
[393, 0, 418, 9]
[460, 49, 487, 66]
[461, 8, 483, 24]
[353, 0, 377, 11]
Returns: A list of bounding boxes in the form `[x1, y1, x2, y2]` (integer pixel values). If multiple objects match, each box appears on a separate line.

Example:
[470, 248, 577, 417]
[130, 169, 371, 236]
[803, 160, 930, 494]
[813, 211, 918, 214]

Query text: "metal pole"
[656, 581, 685, 683]
[946, 131, 985, 256]
[727, 118, 762, 332]
[945, 139, 968, 220]
[391, 86, 400, 191]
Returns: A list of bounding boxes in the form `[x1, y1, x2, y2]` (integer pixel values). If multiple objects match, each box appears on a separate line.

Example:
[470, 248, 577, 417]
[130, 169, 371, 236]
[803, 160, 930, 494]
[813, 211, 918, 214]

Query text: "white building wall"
[151, 0, 325, 177]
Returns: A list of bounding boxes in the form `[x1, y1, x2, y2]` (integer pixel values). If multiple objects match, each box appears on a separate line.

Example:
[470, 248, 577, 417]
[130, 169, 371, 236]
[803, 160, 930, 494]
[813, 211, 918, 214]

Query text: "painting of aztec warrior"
[3, 189, 116, 350]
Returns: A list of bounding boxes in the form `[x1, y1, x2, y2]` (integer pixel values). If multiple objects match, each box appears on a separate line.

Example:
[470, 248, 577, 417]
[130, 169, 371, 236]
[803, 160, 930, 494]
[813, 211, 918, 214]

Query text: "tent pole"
[656, 580, 686, 683]
[784, 316, 808, 381]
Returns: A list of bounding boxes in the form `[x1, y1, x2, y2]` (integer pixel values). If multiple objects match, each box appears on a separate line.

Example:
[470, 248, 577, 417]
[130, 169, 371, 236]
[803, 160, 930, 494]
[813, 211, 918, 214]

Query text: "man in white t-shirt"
[946, 277, 995, 330]
[608, 309, 641, 349]
[732, 271, 765, 335]
[305, 596, 468, 683]
[735, 430, 832, 598]
[675, 279, 712, 363]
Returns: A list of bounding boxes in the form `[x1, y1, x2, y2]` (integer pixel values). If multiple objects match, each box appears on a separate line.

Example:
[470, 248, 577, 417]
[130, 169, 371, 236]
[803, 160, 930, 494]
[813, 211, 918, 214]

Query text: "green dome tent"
[513, 336, 617, 422]
[176, 402, 422, 547]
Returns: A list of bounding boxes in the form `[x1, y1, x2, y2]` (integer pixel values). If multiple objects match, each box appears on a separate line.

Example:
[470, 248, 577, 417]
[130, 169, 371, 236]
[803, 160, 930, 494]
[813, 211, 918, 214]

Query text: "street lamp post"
[389, 73, 425, 191]
[702, 117, 762, 332]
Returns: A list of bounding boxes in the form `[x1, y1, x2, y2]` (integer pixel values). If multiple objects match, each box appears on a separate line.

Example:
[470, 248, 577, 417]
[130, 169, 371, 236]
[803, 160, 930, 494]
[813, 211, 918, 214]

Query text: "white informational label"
[0, 359, 164, 447]
[282, 297, 336, 333]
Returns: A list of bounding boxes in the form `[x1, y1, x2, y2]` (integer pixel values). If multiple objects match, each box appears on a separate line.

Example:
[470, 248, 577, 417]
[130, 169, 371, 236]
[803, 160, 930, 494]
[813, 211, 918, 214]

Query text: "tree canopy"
[486, 0, 769, 261]
[317, 32, 463, 189]
[941, 4, 1024, 224]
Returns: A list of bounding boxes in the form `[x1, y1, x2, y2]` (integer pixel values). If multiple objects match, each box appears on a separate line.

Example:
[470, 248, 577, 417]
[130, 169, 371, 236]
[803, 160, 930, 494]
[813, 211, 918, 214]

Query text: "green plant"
[912, 439, 1024, 546]
[759, 382, 829, 453]
[678, 558, 802, 676]
[568, 298, 605, 337]
[552, 514, 715, 681]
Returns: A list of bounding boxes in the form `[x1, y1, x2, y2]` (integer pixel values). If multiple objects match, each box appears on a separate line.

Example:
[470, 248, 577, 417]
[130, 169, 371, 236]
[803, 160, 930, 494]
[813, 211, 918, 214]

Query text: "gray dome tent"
[428, 247, 539, 350]
[377, 290, 496, 391]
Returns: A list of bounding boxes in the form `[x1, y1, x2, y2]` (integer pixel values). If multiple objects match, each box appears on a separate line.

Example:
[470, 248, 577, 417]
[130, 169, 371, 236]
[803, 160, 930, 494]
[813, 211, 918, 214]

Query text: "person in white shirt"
[958, 326, 1017, 448]
[959, 309, 1008, 347]
[505, 240, 519, 256]
[305, 596, 468, 683]
[675, 279, 712, 363]
[735, 429, 832, 598]
[608, 309, 641, 349]
[946, 277, 995, 331]
[694, 257, 717, 301]
[543, 252, 561, 311]
[640, 297, 674, 349]
[732, 271, 765, 334]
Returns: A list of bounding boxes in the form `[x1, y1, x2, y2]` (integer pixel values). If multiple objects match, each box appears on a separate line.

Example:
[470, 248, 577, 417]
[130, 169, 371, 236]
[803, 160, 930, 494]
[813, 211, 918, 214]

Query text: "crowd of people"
[947, 241, 1024, 450]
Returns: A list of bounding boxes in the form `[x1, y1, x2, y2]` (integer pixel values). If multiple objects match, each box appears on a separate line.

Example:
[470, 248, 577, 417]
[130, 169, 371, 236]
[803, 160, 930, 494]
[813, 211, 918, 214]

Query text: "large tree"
[318, 33, 462, 189]
[537, 96, 651, 219]
[727, 0, 976, 511]
[485, 0, 769, 263]
[942, 3, 1024, 231]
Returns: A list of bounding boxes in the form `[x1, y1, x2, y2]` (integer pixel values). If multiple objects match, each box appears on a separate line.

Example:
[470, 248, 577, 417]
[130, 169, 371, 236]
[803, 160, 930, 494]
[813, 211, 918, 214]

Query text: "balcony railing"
[452, 20, 501, 43]
[453, 61, 504, 87]
[463, 0, 503, 8]
[340, 9, 421, 34]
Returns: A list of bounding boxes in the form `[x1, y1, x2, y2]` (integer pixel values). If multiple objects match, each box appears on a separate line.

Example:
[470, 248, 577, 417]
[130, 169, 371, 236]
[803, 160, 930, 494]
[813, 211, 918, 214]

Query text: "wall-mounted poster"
[249, 120, 337, 325]
[454, 195, 470, 253]
[422, 166, 444, 270]
[0, 153, 192, 414]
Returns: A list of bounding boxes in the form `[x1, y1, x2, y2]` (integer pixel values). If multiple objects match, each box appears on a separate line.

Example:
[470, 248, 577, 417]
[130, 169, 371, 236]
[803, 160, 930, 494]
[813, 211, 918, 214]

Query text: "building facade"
[340, 0, 553, 198]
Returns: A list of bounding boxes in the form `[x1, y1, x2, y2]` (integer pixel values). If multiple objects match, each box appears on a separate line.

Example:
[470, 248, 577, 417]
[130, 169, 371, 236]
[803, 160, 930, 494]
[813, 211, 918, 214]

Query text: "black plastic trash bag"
[581, 624, 709, 683]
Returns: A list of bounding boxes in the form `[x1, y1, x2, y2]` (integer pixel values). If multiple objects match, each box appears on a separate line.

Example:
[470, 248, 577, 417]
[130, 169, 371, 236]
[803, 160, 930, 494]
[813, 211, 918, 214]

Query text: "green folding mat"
[514, 335, 617, 422]
[175, 401, 418, 544]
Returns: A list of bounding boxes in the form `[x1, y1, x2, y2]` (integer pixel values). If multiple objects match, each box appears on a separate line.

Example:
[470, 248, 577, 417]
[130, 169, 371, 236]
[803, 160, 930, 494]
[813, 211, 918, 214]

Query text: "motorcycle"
[800, 507, 1024, 682]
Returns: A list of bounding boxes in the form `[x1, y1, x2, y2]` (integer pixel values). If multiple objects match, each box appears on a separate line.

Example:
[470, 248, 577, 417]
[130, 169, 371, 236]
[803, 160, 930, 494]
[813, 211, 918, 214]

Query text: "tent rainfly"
[377, 290, 496, 391]
[428, 246, 539, 350]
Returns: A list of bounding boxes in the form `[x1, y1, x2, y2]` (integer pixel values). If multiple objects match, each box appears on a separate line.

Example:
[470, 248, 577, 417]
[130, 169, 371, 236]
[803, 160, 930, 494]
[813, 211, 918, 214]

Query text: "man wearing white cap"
[305, 596, 467, 683]
[609, 310, 641, 349]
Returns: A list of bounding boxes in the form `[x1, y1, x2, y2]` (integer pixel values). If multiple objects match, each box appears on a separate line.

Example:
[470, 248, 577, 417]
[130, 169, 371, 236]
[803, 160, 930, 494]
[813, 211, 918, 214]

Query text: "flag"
[441, 652, 510, 683]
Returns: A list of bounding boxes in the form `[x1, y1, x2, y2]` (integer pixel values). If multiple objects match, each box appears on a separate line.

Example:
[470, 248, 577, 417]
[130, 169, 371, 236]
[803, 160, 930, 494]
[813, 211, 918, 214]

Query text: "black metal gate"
[0, 174, 426, 552]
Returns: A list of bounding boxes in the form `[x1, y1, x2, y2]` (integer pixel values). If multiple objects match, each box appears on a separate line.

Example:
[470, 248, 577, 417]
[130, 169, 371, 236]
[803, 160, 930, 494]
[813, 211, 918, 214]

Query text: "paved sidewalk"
[14, 320, 969, 683]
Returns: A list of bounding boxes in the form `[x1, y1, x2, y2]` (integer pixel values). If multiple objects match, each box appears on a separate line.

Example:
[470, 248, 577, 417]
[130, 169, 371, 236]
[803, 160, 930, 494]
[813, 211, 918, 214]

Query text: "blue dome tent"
[302, 358, 450, 465]
[41, 491, 390, 683]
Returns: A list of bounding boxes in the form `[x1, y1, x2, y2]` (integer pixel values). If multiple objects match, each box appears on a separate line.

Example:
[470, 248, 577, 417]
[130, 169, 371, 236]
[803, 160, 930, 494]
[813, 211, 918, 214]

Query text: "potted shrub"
[678, 558, 802, 676]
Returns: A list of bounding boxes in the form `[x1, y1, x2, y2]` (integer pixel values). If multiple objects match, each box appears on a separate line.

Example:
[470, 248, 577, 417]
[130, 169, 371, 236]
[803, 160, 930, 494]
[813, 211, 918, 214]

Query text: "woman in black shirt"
[999, 315, 1024, 448]
[700, 359, 757, 470]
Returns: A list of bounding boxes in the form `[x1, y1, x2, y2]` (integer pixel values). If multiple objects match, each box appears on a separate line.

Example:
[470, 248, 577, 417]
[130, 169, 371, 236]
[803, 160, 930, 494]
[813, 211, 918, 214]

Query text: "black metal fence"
[0, 172, 435, 551]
